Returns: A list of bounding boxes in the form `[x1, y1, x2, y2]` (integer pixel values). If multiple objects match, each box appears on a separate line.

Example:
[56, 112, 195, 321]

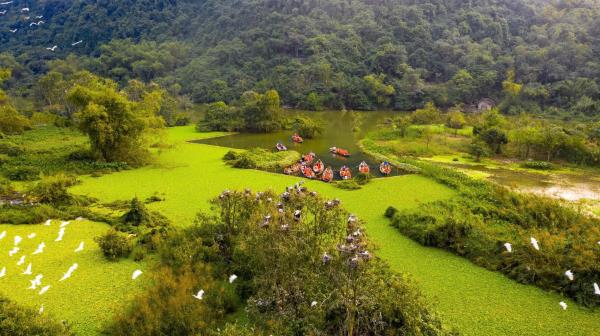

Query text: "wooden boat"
[322, 167, 334, 182]
[313, 159, 324, 174]
[276, 142, 287, 151]
[339, 166, 352, 180]
[379, 161, 392, 175]
[358, 161, 370, 174]
[284, 163, 301, 175]
[329, 147, 350, 157]
[302, 152, 315, 165]
[302, 165, 316, 179]
[291, 133, 304, 143]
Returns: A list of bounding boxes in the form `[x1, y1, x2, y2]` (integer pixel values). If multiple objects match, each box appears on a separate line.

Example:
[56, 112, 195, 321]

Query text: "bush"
[223, 148, 301, 171]
[29, 173, 78, 205]
[354, 172, 372, 185]
[0, 106, 31, 135]
[520, 161, 554, 170]
[334, 180, 362, 190]
[291, 116, 324, 139]
[0, 295, 73, 336]
[95, 230, 132, 261]
[4, 166, 40, 181]
[0, 142, 24, 156]
[384, 206, 398, 218]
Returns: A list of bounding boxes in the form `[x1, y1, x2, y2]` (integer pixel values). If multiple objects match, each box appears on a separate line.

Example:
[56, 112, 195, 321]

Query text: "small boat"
[302, 152, 315, 165]
[339, 166, 352, 180]
[276, 142, 287, 151]
[284, 163, 301, 175]
[330, 147, 350, 157]
[358, 161, 370, 174]
[322, 167, 334, 182]
[379, 161, 392, 175]
[292, 133, 304, 143]
[313, 160, 324, 174]
[302, 165, 316, 179]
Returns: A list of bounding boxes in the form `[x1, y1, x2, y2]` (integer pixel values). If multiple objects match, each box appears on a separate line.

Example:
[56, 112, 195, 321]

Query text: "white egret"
[192, 289, 204, 300]
[594, 282, 600, 296]
[32, 242, 45, 255]
[0, 231, 5, 240]
[29, 274, 43, 289]
[22, 263, 32, 275]
[559, 301, 567, 310]
[0, 267, 5, 278]
[27, 233, 36, 239]
[8, 246, 19, 256]
[21, 7, 28, 12]
[131, 270, 143, 280]
[0, 1, 13, 5]
[14, 235, 22, 246]
[504, 242, 512, 253]
[35, 15, 43, 19]
[39, 285, 50, 295]
[311, 301, 317, 307]
[9, 28, 16, 33]
[39, 304, 44, 314]
[74, 241, 84, 253]
[17, 255, 25, 265]
[229, 274, 238, 283]
[0, 10, 5, 15]
[59, 263, 78, 281]
[55, 227, 65, 242]
[46, 45, 58, 52]
[60, 221, 70, 228]
[565, 270, 574, 281]
[75, 216, 84, 221]
[44, 219, 52, 226]
[530, 237, 540, 251]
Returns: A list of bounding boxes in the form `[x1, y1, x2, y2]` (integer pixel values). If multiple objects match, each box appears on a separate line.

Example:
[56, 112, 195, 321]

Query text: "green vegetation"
[0, 295, 73, 336]
[223, 148, 301, 171]
[291, 116, 325, 139]
[95, 230, 133, 261]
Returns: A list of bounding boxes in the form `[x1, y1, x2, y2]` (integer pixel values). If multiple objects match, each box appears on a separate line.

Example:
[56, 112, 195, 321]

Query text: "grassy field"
[0, 220, 145, 335]
[67, 126, 600, 336]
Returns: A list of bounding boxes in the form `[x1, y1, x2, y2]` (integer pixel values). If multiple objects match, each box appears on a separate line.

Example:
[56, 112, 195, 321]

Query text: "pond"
[194, 110, 400, 178]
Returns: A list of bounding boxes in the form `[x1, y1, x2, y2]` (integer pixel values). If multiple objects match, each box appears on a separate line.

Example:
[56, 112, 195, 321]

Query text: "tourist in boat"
[313, 159, 324, 174]
[291, 133, 304, 143]
[302, 152, 315, 165]
[358, 161, 370, 174]
[329, 147, 350, 157]
[379, 161, 392, 175]
[302, 164, 316, 179]
[339, 166, 352, 180]
[322, 167, 334, 182]
[276, 142, 287, 151]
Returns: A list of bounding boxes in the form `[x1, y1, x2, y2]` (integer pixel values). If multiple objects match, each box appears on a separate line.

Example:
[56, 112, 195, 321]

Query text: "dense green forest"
[1, 0, 600, 116]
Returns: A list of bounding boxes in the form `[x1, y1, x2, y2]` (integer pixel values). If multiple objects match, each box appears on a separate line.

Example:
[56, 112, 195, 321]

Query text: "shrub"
[334, 180, 362, 190]
[0, 142, 24, 156]
[520, 161, 554, 170]
[95, 230, 132, 261]
[291, 116, 324, 139]
[121, 197, 152, 227]
[0, 295, 73, 336]
[29, 173, 78, 205]
[4, 166, 40, 181]
[384, 206, 398, 218]
[354, 172, 372, 185]
[0, 106, 31, 135]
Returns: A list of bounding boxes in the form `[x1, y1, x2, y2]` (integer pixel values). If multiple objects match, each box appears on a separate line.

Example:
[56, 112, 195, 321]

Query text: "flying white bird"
[23, 15, 29, 19]
[0, 10, 6, 15]
[46, 45, 58, 52]
[14, 235, 22, 246]
[0, 267, 5, 278]
[59, 263, 78, 281]
[39, 285, 50, 295]
[22, 263, 32, 275]
[504, 242, 512, 253]
[192, 289, 204, 300]
[71, 40, 83, 46]
[594, 283, 600, 296]
[131, 270, 143, 280]
[229, 274, 238, 283]
[60, 221, 70, 228]
[0, 231, 5, 240]
[35, 15, 43, 19]
[55, 228, 65, 242]
[28, 274, 43, 289]
[32, 242, 45, 255]
[74, 241, 84, 253]
[38, 304, 44, 314]
[559, 301, 567, 310]
[9, 29, 17, 33]
[29, 21, 43, 26]
[0, 1, 12, 5]
[21, 7, 29, 12]
[565, 270, 574, 281]
[311, 301, 318, 307]
[27, 233, 36, 239]
[8, 246, 19, 256]
[17, 255, 25, 265]
[530, 237, 540, 251]
[44, 219, 52, 226]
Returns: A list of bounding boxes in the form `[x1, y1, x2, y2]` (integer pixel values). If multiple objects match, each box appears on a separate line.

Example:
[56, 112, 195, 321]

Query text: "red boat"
[339, 166, 352, 180]
[292, 133, 304, 143]
[302, 152, 315, 165]
[284, 163, 301, 175]
[358, 161, 370, 174]
[322, 167, 334, 182]
[330, 147, 350, 157]
[313, 160, 324, 174]
[379, 162, 392, 175]
[302, 165, 316, 179]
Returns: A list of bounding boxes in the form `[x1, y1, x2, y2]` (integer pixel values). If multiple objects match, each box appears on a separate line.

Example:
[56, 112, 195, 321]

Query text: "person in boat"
[276, 142, 287, 151]
[313, 159, 324, 174]
[302, 164, 316, 179]
[322, 167, 334, 182]
[302, 152, 315, 164]
[379, 161, 392, 175]
[358, 161, 370, 174]
[339, 166, 352, 180]
[284, 162, 301, 175]
[292, 133, 304, 143]
[330, 147, 350, 157]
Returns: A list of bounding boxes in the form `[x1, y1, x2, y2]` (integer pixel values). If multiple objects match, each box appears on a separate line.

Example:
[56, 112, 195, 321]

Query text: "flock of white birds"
[1, 218, 144, 315]
[503, 237, 600, 310]
[1, 1, 83, 51]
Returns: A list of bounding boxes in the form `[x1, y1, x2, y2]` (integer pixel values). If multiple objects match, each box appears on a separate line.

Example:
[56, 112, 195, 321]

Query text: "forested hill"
[1, 0, 600, 116]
